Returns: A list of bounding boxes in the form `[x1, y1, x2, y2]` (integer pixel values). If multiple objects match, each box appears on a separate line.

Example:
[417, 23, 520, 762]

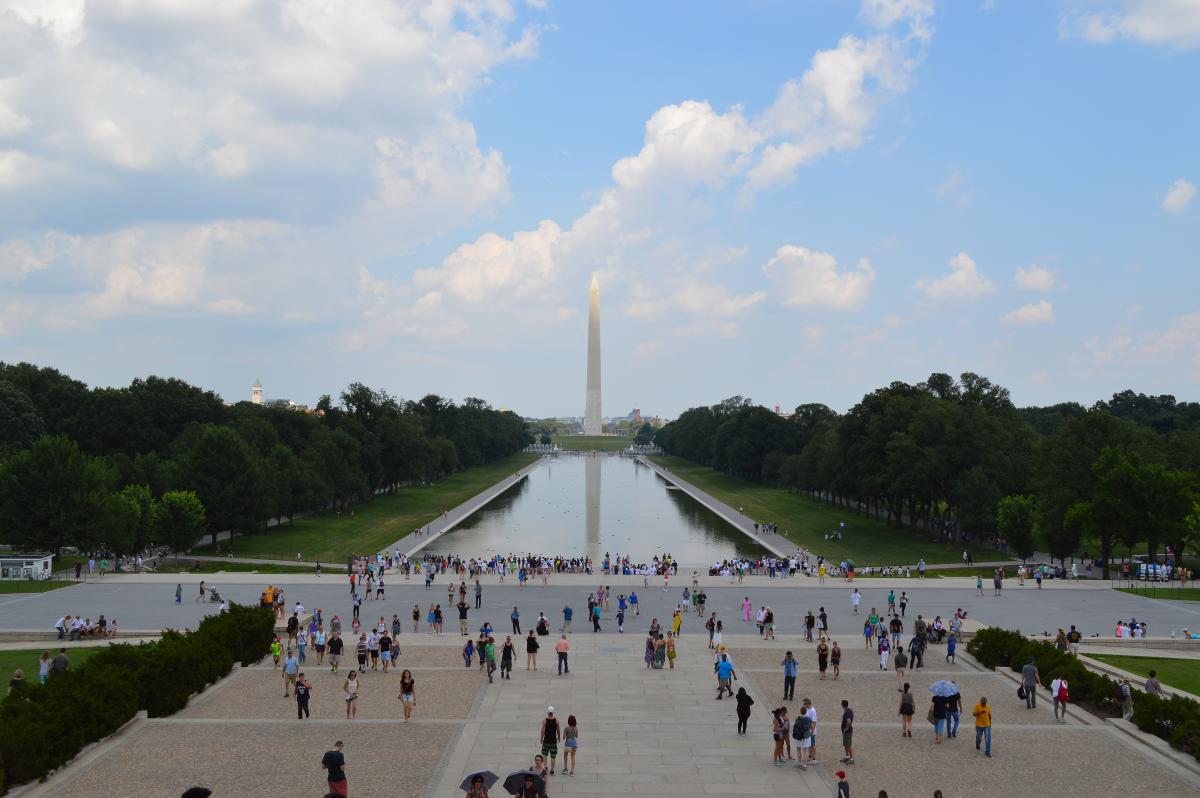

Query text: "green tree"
[996, 495, 1037, 562]
[152, 491, 207, 554]
[181, 425, 262, 544]
[0, 378, 44, 456]
[117, 484, 155, 552]
[0, 435, 116, 552]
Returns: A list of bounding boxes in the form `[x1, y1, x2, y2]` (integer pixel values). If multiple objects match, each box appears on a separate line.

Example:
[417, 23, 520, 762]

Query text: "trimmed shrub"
[969, 627, 1200, 762]
[0, 604, 273, 791]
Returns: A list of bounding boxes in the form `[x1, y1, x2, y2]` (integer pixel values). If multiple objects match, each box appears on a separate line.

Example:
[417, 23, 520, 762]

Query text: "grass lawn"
[552, 435, 632, 451]
[154, 560, 317, 575]
[0, 580, 79, 594]
[0, 647, 102, 686]
[1089, 654, 1200, 696]
[1116, 587, 1200, 602]
[651, 456, 1000, 566]
[194, 453, 539, 563]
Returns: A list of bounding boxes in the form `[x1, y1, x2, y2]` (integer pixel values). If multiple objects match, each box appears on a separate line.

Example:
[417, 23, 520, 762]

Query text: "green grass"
[1116, 587, 1200, 602]
[0, 580, 79, 594]
[552, 435, 632, 451]
[154, 560, 317, 575]
[0, 648, 102, 688]
[194, 453, 539, 563]
[651, 456, 1000, 566]
[1088, 654, 1200, 696]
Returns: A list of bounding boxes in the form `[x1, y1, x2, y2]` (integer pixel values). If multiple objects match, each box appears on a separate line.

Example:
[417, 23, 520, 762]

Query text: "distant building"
[773, 404, 792, 419]
[252, 378, 263, 405]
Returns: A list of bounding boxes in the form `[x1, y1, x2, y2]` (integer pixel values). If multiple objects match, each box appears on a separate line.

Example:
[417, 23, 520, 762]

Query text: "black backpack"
[792, 714, 811, 739]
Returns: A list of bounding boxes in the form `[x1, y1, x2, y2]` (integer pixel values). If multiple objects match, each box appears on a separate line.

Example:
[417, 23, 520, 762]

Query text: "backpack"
[792, 714, 812, 740]
[1057, 682, 1069, 702]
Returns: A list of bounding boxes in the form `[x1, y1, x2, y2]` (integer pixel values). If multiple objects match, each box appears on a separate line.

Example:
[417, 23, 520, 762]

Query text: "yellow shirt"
[973, 702, 991, 727]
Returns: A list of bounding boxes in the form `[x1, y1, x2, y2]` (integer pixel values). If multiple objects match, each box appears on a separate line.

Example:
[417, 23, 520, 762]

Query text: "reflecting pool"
[421, 454, 769, 564]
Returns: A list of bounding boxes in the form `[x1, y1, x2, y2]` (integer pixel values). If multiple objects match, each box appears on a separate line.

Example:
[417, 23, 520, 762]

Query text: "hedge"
[0, 603, 274, 790]
[967, 627, 1200, 763]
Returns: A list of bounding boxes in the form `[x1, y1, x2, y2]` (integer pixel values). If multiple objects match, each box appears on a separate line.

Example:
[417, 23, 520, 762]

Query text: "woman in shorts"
[314, 628, 326, 665]
[817, 639, 829, 679]
[398, 669, 416, 722]
[898, 682, 915, 737]
[830, 641, 842, 680]
[343, 670, 359, 719]
[771, 707, 788, 766]
[563, 714, 580, 775]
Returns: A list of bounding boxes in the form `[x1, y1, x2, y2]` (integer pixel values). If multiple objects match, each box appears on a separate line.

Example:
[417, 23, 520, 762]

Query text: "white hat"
[547, 705, 555, 713]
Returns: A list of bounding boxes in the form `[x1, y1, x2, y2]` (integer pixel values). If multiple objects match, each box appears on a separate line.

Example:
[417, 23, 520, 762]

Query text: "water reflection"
[422, 454, 768, 563]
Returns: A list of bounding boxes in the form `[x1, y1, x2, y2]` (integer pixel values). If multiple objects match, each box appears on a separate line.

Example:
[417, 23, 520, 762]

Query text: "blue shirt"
[563, 607, 573, 620]
[629, 594, 638, 604]
[717, 660, 734, 680]
[283, 656, 299, 675]
[782, 657, 798, 677]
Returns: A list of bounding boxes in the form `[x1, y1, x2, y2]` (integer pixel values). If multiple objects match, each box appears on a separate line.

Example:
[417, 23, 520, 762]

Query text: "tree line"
[0, 363, 530, 556]
[655, 375, 1200, 577]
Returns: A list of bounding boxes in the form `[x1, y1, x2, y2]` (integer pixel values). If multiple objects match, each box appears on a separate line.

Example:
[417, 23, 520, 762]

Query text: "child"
[270, 637, 282, 668]
[946, 633, 957, 664]
[463, 639, 475, 668]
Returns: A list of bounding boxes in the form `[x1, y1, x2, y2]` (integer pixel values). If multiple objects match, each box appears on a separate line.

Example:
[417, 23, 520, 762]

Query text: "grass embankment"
[651, 456, 998, 566]
[1088, 654, 1200, 696]
[194, 452, 539, 563]
[0, 648, 101, 688]
[0, 581, 78, 594]
[1116, 587, 1200, 602]
[552, 435, 631, 452]
[155, 560, 317, 575]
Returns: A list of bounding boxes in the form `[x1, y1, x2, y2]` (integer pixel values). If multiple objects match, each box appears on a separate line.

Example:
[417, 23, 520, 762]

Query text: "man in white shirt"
[851, 590, 861, 615]
[54, 616, 68, 640]
[1050, 673, 1069, 722]
[805, 701, 819, 760]
[69, 617, 83, 640]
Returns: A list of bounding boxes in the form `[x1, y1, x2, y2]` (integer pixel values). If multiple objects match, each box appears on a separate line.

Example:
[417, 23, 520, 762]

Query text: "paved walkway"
[637, 457, 788, 558]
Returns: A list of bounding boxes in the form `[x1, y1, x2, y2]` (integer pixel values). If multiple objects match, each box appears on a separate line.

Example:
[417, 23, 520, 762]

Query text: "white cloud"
[1063, 1, 1200, 48]
[1088, 311, 1200, 378]
[860, 0, 935, 39]
[0, 232, 74, 282]
[0, 0, 538, 221]
[413, 220, 562, 306]
[763, 245, 877, 310]
[206, 298, 256, 316]
[1162, 178, 1197, 213]
[746, 32, 920, 194]
[1014, 264, 1056, 291]
[917, 252, 995, 301]
[611, 101, 759, 190]
[1002, 299, 1055, 325]
[371, 118, 510, 218]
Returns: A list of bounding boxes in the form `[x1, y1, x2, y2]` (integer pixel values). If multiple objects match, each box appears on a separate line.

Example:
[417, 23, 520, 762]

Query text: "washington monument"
[584, 275, 602, 434]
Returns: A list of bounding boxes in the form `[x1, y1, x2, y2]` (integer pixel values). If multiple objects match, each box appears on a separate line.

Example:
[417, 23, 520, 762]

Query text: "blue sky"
[1, 0, 1198, 419]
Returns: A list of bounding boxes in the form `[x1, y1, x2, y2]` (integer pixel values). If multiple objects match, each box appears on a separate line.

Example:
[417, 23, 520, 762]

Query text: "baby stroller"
[208, 588, 223, 604]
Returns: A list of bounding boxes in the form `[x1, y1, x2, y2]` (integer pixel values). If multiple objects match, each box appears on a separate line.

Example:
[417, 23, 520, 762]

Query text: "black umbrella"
[459, 770, 499, 792]
[501, 769, 546, 795]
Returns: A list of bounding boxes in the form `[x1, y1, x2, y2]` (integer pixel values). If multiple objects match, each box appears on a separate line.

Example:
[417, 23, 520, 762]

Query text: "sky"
[1, 0, 1198, 420]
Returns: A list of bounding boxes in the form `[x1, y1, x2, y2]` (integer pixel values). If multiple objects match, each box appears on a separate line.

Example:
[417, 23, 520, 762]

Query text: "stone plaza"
[8, 572, 1200, 797]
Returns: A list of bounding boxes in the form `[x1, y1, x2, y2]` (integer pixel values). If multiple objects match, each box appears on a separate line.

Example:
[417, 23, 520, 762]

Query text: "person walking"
[342, 671, 359, 719]
[781, 651, 798, 700]
[563, 714, 579, 776]
[1021, 657, 1042, 709]
[973, 696, 992, 756]
[817, 639, 829, 679]
[931, 691, 948, 744]
[175, 583, 182, 604]
[1117, 678, 1134, 719]
[540, 707, 562, 774]
[327, 632, 343, 673]
[592, 603, 602, 633]
[511, 607, 521, 635]
[894, 646, 908, 689]
[526, 630, 539, 670]
[282, 649, 299, 696]
[501, 635, 515, 679]
[398, 669, 416, 721]
[835, 770, 850, 798]
[1050, 672, 1069, 722]
[898, 683, 915, 737]
[716, 653, 736, 699]
[840, 699, 855, 764]
[555, 634, 570, 675]
[735, 686, 754, 734]
[946, 684, 962, 738]
[295, 672, 312, 719]
[322, 741, 348, 797]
